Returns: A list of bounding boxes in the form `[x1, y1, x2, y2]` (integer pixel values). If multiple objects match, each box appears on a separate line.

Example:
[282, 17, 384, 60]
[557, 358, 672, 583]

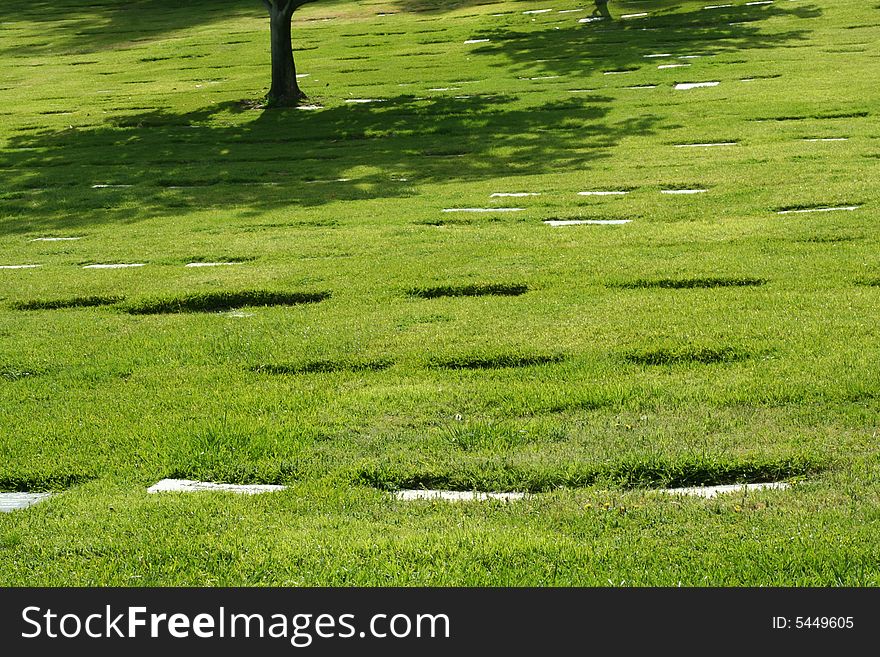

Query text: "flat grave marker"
[0, 492, 52, 513]
[777, 206, 859, 215]
[674, 142, 737, 147]
[544, 219, 631, 226]
[185, 262, 243, 268]
[674, 81, 719, 90]
[658, 482, 789, 499]
[395, 489, 525, 502]
[83, 263, 145, 269]
[147, 479, 285, 495]
[442, 207, 525, 213]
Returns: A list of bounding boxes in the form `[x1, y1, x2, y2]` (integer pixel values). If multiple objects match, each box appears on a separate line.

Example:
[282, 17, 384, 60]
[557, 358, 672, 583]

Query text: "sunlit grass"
[0, 0, 878, 585]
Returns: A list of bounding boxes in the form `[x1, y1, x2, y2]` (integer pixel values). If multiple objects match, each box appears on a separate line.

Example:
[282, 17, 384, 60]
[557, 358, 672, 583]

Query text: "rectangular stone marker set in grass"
[395, 490, 525, 502]
[777, 206, 858, 214]
[83, 263, 145, 269]
[463, 39, 489, 44]
[490, 192, 540, 197]
[30, 237, 82, 242]
[147, 479, 285, 495]
[185, 262, 242, 268]
[661, 189, 708, 194]
[0, 492, 52, 513]
[578, 190, 628, 196]
[0, 264, 41, 269]
[6, 481, 794, 510]
[658, 482, 790, 499]
[442, 208, 524, 212]
[544, 219, 631, 226]
[674, 81, 719, 90]
[674, 142, 736, 148]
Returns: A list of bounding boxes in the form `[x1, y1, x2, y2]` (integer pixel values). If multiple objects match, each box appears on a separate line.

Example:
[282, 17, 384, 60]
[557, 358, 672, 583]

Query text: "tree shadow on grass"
[0, 1, 822, 235]
[467, 2, 822, 77]
[0, 93, 662, 234]
[0, 0, 259, 56]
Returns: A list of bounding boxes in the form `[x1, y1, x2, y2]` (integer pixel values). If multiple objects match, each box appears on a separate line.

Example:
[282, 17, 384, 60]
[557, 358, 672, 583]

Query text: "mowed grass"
[0, 0, 878, 585]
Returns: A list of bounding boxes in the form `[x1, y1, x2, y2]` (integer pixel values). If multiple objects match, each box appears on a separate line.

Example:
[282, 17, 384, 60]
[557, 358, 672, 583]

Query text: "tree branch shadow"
[465, 2, 822, 77]
[0, 94, 663, 234]
[0, 1, 823, 235]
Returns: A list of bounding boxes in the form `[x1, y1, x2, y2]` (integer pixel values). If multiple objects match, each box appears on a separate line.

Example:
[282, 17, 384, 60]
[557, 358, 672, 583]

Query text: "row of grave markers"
[1, 203, 862, 269]
[0, 262, 242, 270]
[1, 480, 792, 513]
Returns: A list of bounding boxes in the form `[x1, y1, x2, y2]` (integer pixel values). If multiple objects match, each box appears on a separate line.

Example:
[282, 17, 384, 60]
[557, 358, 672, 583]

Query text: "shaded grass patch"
[356, 455, 822, 494]
[250, 359, 393, 375]
[407, 283, 529, 298]
[0, 472, 93, 493]
[0, 365, 47, 381]
[611, 277, 766, 290]
[120, 290, 330, 314]
[623, 346, 752, 366]
[427, 353, 564, 370]
[10, 294, 124, 311]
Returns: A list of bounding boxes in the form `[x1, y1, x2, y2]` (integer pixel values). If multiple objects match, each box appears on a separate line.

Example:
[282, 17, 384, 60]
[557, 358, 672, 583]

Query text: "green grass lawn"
[1, 0, 878, 585]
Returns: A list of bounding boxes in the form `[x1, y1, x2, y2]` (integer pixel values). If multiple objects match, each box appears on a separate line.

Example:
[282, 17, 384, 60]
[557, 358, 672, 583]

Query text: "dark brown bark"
[266, 1, 305, 106]
[593, 0, 612, 20]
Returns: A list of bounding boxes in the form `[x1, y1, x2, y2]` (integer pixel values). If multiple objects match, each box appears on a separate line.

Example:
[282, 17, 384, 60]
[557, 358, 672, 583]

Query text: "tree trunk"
[593, 0, 612, 19]
[267, 3, 305, 106]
